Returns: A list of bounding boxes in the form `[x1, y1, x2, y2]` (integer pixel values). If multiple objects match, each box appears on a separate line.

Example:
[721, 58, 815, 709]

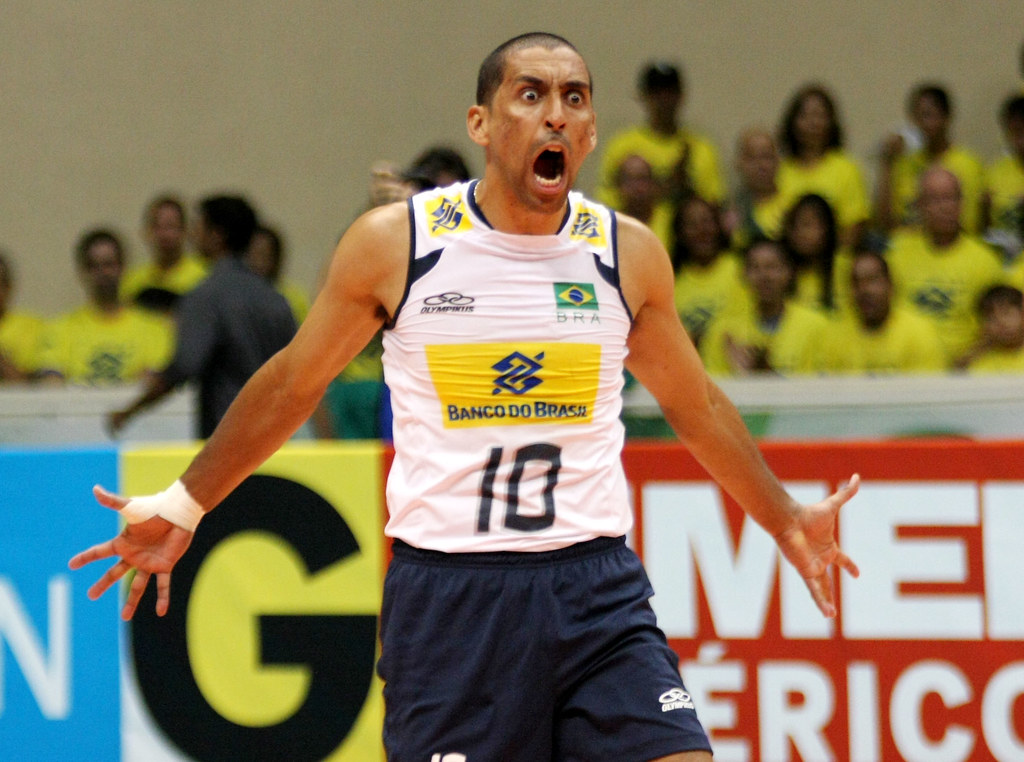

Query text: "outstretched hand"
[68, 485, 194, 620]
[773, 473, 860, 618]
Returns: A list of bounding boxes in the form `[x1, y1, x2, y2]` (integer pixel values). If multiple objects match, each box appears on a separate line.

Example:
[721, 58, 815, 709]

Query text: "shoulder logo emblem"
[426, 194, 473, 236]
[570, 207, 606, 247]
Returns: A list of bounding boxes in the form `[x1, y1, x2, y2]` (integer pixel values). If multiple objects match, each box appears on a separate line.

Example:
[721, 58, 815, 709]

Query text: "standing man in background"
[108, 195, 296, 438]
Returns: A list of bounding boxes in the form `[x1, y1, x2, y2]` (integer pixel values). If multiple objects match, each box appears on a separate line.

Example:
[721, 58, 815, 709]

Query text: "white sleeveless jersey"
[382, 180, 633, 552]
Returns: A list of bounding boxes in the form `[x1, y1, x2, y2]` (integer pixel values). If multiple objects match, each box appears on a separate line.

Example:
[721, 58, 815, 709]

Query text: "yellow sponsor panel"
[425, 342, 601, 428]
[123, 442, 386, 761]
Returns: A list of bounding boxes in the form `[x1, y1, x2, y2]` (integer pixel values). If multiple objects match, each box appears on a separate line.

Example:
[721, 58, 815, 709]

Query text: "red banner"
[624, 439, 1024, 762]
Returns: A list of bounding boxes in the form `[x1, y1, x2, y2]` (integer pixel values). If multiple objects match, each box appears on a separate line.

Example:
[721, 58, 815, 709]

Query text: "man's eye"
[523, 90, 539, 101]
[568, 92, 583, 105]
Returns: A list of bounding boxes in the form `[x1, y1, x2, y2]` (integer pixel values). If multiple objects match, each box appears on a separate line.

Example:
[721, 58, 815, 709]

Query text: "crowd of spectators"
[604, 59, 1024, 377]
[1, 54, 1023, 438]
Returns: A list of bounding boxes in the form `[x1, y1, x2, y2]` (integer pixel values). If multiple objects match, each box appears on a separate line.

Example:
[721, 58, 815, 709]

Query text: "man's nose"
[545, 98, 566, 131]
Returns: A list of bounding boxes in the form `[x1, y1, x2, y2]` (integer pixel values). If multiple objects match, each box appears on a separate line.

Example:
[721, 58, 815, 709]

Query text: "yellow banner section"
[123, 442, 386, 761]
[426, 341, 601, 428]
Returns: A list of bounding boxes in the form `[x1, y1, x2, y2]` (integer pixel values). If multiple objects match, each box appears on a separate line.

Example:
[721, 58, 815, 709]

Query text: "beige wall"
[3, 1, 1021, 315]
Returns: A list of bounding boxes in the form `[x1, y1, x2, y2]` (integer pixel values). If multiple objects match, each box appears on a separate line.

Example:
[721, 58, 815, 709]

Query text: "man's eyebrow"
[511, 75, 591, 93]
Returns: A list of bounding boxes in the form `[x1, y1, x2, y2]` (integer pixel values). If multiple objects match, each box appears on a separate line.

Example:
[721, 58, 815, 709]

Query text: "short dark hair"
[199, 195, 258, 254]
[639, 61, 683, 94]
[779, 83, 844, 156]
[404, 145, 472, 191]
[75, 228, 124, 270]
[476, 32, 589, 106]
[1001, 93, 1024, 126]
[979, 284, 1024, 315]
[909, 83, 952, 117]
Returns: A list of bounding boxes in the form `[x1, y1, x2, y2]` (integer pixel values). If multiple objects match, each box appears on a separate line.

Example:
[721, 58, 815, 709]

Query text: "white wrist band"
[119, 480, 205, 532]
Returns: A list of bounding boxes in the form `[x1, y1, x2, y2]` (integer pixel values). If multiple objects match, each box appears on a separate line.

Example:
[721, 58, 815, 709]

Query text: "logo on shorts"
[659, 688, 695, 712]
[430, 755, 467, 762]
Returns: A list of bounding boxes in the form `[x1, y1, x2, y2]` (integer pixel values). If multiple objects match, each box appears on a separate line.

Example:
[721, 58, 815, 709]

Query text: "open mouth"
[533, 149, 565, 187]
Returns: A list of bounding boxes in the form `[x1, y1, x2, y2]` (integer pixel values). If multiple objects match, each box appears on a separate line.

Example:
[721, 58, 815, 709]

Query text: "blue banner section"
[0, 448, 120, 760]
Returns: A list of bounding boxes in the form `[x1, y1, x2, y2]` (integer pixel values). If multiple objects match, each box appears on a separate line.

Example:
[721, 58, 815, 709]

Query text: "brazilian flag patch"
[554, 282, 598, 310]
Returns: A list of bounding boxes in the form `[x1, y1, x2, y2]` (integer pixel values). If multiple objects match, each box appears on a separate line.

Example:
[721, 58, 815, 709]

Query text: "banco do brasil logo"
[492, 351, 545, 395]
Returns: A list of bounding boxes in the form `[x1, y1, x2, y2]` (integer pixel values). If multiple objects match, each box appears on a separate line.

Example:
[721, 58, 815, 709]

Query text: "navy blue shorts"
[377, 536, 711, 761]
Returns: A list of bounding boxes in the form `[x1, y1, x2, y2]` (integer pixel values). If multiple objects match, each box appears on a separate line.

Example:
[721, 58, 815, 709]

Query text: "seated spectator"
[671, 194, 747, 348]
[777, 83, 869, 249]
[403, 145, 472, 192]
[121, 194, 207, 313]
[108, 195, 296, 438]
[38, 229, 173, 385]
[597, 61, 724, 250]
[246, 224, 311, 323]
[820, 248, 945, 374]
[886, 167, 1007, 364]
[982, 94, 1024, 265]
[613, 154, 671, 247]
[875, 83, 984, 234]
[700, 238, 829, 376]
[724, 127, 790, 250]
[0, 249, 44, 381]
[961, 284, 1024, 373]
[780, 193, 849, 313]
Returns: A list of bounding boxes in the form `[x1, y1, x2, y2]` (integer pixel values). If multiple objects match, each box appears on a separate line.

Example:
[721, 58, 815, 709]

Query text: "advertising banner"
[626, 440, 1024, 762]
[0, 447, 121, 760]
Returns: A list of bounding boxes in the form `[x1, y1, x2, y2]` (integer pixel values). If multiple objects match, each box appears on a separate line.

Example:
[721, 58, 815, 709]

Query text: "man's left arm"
[617, 214, 859, 617]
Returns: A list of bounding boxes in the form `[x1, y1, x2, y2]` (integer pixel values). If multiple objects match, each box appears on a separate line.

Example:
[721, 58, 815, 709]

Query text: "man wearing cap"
[598, 61, 725, 251]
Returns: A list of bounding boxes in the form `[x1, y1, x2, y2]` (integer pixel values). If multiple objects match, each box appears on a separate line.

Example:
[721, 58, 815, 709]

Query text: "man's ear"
[467, 104, 489, 147]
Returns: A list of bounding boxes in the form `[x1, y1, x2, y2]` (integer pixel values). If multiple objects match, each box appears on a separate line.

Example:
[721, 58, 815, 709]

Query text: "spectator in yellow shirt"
[875, 84, 984, 236]
[39, 229, 173, 385]
[701, 238, 829, 376]
[961, 284, 1024, 373]
[724, 127, 790, 251]
[121, 194, 208, 313]
[597, 61, 724, 250]
[886, 167, 1007, 363]
[777, 83, 869, 249]
[671, 194, 747, 349]
[982, 94, 1024, 265]
[821, 248, 945, 375]
[0, 249, 44, 380]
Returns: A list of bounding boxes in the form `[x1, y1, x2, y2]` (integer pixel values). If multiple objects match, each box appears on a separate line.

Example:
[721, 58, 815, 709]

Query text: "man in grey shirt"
[109, 195, 296, 438]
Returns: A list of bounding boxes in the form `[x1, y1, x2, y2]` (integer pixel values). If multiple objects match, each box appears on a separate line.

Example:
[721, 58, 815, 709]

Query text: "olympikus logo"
[659, 688, 695, 712]
[421, 292, 475, 314]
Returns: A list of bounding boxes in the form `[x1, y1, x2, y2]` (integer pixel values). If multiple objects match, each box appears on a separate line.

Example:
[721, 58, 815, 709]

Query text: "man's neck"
[474, 180, 568, 236]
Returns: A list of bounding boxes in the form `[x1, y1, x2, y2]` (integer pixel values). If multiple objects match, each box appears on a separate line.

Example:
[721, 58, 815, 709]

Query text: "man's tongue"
[534, 150, 564, 185]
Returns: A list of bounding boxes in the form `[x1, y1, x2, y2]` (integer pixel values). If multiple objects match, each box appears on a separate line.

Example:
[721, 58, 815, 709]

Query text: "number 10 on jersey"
[477, 443, 562, 533]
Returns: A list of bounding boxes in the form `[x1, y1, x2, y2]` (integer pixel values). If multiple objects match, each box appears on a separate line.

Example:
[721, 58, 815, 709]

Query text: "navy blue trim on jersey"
[385, 198, 421, 330]
[391, 535, 625, 567]
[466, 179, 491, 228]
[609, 210, 634, 322]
